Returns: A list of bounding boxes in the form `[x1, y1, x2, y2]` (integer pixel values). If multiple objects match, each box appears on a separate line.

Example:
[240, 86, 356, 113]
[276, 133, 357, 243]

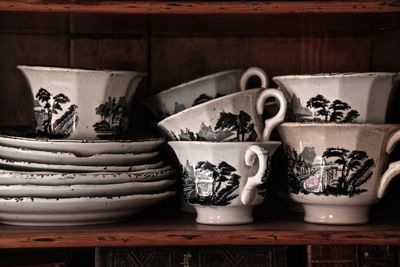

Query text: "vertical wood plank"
[0, 34, 69, 126]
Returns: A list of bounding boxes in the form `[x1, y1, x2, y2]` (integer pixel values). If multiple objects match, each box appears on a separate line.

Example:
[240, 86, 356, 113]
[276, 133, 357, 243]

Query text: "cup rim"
[158, 88, 265, 126]
[144, 69, 244, 102]
[273, 72, 398, 81]
[278, 122, 400, 128]
[17, 65, 147, 76]
[168, 140, 282, 146]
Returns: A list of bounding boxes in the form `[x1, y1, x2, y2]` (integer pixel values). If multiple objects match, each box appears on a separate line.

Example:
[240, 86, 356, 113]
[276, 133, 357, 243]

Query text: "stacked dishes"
[275, 72, 400, 225]
[145, 67, 288, 225]
[0, 66, 176, 226]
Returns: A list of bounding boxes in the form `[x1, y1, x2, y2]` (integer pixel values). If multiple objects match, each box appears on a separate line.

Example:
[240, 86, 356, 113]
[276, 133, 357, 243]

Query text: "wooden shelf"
[0, 211, 400, 248]
[0, 1, 399, 15]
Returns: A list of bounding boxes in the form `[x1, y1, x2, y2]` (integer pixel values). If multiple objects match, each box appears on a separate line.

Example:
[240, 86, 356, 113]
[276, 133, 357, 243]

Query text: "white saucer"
[0, 135, 165, 156]
[0, 159, 163, 172]
[0, 165, 176, 185]
[0, 190, 176, 226]
[0, 145, 159, 166]
[0, 179, 176, 198]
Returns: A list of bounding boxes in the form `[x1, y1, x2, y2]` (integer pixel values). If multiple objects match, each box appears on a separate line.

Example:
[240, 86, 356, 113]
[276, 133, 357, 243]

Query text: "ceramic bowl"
[273, 72, 400, 123]
[278, 123, 400, 224]
[169, 141, 281, 225]
[158, 88, 287, 142]
[142, 67, 268, 119]
[18, 65, 146, 140]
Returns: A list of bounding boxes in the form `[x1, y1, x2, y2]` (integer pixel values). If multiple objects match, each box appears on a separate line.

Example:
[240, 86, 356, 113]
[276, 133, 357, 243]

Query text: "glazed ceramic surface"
[0, 159, 163, 172]
[0, 191, 176, 226]
[0, 165, 175, 185]
[278, 123, 400, 224]
[0, 135, 164, 156]
[0, 145, 159, 166]
[143, 67, 268, 119]
[169, 141, 281, 225]
[0, 179, 176, 198]
[18, 65, 146, 139]
[273, 72, 400, 123]
[158, 88, 287, 142]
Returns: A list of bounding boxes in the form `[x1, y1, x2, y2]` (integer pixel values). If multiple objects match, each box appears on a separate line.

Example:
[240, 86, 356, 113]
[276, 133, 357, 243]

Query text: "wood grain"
[0, 1, 400, 14]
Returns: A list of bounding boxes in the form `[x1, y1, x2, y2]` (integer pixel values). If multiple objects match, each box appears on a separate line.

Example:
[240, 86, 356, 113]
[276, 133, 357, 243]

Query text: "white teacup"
[158, 88, 287, 142]
[169, 141, 281, 225]
[143, 67, 268, 119]
[18, 66, 146, 140]
[273, 72, 400, 123]
[278, 123, 400, 225]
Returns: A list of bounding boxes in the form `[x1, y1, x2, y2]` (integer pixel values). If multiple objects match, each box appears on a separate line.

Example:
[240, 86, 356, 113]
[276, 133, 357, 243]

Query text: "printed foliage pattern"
[181, 160, 241, 206]
[171, 110, 257, 142]
[286, 145, 375, 196]
[256, 156, 272, 197]
[33, 88, 78, 138]
[93, 96, 128, 138]
[290, 94, 360, 122]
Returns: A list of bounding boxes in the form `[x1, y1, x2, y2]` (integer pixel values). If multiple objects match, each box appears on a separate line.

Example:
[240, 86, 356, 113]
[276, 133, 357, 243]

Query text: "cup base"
[302, 203, 370, 225]
[194, 205, 254, 225]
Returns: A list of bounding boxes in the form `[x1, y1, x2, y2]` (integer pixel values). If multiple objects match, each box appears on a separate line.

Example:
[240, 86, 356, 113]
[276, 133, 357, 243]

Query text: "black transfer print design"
[93, 96, 128, 139]
[171, 110, 257, 142]
[286, 145, 375, 196]
[291, 94, 360, 122]
[191, 93, 225, 107]
[256, 156, 272, 198]
[182, 160, 240, 206]
[34, 88, 78, 138]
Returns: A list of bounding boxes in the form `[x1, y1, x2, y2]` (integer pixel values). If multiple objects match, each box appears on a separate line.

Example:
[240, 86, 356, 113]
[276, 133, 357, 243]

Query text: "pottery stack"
[0, 66, 177, 226]
[274, 72, 400, 225]
[145, 67, 288, 225]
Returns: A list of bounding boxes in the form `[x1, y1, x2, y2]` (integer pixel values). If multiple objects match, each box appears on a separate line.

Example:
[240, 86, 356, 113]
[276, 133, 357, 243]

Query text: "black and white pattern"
[34, 87, 78, 138]
[286, 145, 375, 196]
[93, 96, 128, 138]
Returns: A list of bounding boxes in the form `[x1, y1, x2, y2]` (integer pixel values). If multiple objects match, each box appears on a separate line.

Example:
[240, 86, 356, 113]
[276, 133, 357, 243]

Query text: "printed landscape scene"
[286, 145, 375, 196]
[33, 88, 78, 138]
[291, 94, 360, 123]
[171, 110, 257, 141]
[93, 96, 127, 138]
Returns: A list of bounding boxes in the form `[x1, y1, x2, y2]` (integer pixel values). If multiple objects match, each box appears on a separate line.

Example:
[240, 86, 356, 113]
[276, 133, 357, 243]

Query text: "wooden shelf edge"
[0, 1, 399, 15]
[1, 229, 400, 248]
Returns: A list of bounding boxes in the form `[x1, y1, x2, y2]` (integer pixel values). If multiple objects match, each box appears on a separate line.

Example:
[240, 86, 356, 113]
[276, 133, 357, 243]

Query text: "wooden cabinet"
[0, 1, 399, 266]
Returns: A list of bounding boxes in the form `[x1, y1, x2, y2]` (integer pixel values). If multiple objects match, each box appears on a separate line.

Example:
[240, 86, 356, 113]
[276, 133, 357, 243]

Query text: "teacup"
[158, 88, 287, 142]
[169, 141, 281, 225]
[18, 66, 146, 140]
[273, 72, 400, 123]
[143, 67, 268, 119]
[278, 123, 400, 224]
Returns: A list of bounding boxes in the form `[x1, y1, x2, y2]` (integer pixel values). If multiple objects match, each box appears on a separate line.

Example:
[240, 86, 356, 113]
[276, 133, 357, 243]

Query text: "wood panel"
[0, 1, 400, 14]
[0, 34, 69, 126]
[150, 36, 371, 93]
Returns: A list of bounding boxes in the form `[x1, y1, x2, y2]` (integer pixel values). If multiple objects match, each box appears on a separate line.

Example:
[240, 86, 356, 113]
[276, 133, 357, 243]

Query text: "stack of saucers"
[0, 66, 176, 226]
[144, 67, 288, 225]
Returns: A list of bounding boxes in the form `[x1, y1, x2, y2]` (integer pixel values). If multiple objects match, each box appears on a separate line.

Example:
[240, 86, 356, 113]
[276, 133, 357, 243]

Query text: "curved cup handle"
[241, 145, 270, 206]
[240, 67, 268, 91]
[256, 88, 287, 141]
[377, 130, 400, 198]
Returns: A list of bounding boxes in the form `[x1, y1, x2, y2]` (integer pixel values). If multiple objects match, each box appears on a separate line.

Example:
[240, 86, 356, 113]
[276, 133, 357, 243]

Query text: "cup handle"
[256, 88, 287, 141]
[240, 67, 268, 90]
[241, 145, 270, 205]
[377, 130, 400, 198]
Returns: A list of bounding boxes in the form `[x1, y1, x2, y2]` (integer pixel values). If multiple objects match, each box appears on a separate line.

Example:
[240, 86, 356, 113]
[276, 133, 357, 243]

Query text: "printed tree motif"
[305, 95, 360, 123]
[35, 88, 70, 135]
[306, 95, 330, 122]
[322, 148, 374, 194]
[215, 110, 257, 141]
[182, 160, 241, 206]
[93, 96, 127, 136]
